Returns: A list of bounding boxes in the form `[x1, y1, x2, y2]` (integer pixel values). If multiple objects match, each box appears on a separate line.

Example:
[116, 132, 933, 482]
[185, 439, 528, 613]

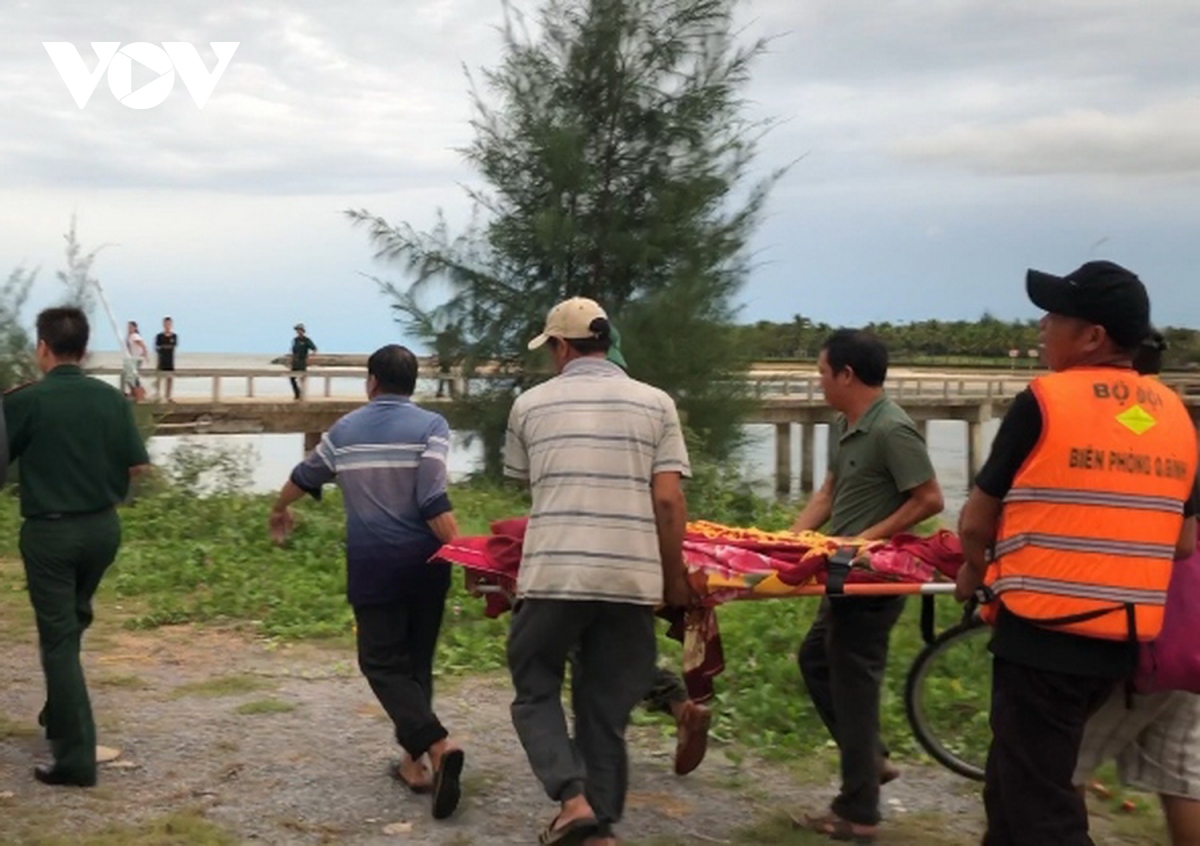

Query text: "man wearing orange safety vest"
[956, 261, 1198, 846]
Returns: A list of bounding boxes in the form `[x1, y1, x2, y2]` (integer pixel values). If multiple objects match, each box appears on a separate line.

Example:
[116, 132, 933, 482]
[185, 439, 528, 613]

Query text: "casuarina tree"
[0, 265, 37, 391]
[349, 0, 785, 474]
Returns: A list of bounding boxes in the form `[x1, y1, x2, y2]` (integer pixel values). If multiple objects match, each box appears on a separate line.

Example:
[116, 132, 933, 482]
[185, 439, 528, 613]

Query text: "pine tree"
[0, 265, 37, 390]
[349, 0, 784, 473]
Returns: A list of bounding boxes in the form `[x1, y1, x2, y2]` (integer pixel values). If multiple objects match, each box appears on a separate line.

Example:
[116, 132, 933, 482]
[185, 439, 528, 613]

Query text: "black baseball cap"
[1026, 260, 1150, 348]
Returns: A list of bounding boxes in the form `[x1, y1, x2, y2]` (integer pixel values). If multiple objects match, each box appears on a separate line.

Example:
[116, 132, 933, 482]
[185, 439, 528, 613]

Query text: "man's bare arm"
[652, 471, 689, 605]
[426, 511, 460, 545]
[858, 477, 945, 541]
[791, 472, 834, 533]
[955, 486, 1004, 601]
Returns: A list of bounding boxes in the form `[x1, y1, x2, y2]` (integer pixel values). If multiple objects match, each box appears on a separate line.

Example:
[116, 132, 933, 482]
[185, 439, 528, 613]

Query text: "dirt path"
[0, 608, 1160, 845]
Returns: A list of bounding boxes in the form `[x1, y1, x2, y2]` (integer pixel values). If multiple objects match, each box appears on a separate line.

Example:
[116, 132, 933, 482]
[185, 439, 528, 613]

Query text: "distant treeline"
[732, 314, 1200, 369]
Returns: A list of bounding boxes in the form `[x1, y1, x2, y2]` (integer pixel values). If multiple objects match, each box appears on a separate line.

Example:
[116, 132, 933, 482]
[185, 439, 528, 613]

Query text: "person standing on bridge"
[268, 344, 466, 820]
[955, 261, 1198, 845]
[4, 306, 152, 786]
[792, 328, 944, 842]
[154, 316, 177, 401]
[124, 320, 148, 401]
[289, 323, 317, 400]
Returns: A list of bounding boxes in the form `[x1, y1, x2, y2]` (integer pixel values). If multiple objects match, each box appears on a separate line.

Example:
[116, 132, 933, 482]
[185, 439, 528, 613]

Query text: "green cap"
[607, 323, 629, 370]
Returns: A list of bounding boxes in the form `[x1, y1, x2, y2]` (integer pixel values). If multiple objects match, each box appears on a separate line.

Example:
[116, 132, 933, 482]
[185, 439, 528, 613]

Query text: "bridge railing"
[84, 366, 1200, 403]
[748, 376, 1026, 401]
[87, 366, 391, 402]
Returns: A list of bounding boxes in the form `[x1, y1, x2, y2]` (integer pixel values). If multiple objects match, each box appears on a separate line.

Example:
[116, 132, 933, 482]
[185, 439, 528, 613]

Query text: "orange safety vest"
[982, 367, 1197, 641]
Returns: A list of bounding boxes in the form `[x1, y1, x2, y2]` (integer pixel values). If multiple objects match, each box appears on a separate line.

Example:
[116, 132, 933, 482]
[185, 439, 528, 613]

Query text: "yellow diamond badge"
[1116, 404, 1157, 435]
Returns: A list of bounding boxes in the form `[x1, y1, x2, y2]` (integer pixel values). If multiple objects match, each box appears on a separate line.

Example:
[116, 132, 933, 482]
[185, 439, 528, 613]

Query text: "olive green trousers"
[21, 509, 121, 780]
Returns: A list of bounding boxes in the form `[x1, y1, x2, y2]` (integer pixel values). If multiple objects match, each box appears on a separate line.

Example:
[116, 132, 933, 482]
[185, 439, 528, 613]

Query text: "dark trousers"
[353, 592, 450, 759]
[569, 652, 685, 717]
[983, 656, 1115, 846]
[21, 510, 121, 780]
[508, 599, 656, 830]
[642, 666, 688, 716]
[798, 596, 906, 826]
[289, 373, 303, 399]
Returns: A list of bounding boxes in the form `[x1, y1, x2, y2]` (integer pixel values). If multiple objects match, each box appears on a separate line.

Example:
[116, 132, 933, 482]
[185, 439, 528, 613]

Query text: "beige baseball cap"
[527, 297, 608, 350]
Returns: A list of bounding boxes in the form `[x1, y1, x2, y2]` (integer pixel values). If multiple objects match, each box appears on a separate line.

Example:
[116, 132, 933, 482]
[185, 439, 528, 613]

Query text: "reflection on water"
[149, 421, 997, 528]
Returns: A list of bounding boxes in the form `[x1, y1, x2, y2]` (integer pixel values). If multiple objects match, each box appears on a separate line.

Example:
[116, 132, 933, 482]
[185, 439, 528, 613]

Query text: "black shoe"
[33, 764, 96, 787]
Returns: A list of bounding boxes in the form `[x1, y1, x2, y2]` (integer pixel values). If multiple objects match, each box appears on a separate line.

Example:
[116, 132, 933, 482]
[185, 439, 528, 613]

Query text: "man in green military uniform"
[3, 306, 151, 787]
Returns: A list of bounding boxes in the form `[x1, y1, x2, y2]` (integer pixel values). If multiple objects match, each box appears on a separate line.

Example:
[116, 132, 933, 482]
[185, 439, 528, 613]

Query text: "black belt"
[28, 506, 115, 521]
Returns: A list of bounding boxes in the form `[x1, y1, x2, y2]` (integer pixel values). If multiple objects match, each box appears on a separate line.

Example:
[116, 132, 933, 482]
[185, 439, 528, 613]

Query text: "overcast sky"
[3, 0, 1199, 354]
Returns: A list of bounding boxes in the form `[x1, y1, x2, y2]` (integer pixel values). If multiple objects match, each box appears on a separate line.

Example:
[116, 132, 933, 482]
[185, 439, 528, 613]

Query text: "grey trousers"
[508, 599, 656, 829]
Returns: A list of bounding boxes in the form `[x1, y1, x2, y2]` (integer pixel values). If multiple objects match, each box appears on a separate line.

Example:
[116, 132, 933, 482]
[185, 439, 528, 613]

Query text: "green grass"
[0, 479, 978, 765]
[233, 697, 296, 715]
[3, 810, 237, 846]
[0, 475, 1173, 843]
[171, 675, 271, 699]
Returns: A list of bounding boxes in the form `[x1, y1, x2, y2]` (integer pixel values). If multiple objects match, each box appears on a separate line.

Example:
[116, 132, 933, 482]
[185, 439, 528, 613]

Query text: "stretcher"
[435, 518, 963, 697]
[434, 518, 965, 611]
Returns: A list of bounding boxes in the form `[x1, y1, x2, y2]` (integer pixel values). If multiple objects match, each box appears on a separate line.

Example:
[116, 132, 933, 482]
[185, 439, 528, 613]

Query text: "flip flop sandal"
[798, 813, 878, 844]
[390, 762, 433, 795]
[538, 814, 600, 845]
[431, 748, 465, 820]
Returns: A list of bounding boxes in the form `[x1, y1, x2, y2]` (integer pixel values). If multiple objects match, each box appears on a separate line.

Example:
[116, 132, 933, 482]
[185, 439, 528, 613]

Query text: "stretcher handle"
[471, 580, 958, 598]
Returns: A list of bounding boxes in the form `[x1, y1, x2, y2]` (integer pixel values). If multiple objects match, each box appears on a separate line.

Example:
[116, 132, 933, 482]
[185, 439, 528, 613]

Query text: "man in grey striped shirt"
[505, 297, 691, 846]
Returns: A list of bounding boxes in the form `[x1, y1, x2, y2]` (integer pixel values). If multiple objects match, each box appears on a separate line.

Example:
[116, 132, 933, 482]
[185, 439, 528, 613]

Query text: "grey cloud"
[2, 0, 506, 195]
[892, 100, 1200, 176]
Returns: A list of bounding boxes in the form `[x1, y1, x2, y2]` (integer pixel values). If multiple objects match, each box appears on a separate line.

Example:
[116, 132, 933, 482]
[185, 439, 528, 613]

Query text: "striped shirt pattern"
[504, 358, 690, 605]
[291, 395, 452, 605]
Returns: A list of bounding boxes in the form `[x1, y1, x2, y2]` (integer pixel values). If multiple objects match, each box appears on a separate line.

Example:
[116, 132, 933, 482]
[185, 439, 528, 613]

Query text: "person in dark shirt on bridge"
[269, 344, 466, 820]
[154, 317, 177, 401]
[289, 323, 317, 400]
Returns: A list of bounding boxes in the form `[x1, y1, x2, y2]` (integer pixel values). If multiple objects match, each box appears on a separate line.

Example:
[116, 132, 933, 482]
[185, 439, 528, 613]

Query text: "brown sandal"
[797, 812, 878, 843]
[674, 701, 712, 776]
[390, 761, 433, 794]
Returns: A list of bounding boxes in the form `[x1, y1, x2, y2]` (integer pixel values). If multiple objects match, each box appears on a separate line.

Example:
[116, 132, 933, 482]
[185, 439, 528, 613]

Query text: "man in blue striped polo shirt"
[269, 344, 465, 820]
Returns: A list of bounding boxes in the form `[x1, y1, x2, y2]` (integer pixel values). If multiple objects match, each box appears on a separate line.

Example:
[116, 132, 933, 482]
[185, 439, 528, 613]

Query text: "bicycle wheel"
[905, 618, 991, 781]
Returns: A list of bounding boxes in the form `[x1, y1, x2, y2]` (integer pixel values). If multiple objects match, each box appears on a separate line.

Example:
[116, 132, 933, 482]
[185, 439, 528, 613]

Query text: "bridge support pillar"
[966, 403, 994, 486]
[799, 423, 815, 494]
[775, 422, 792, 498]
[303, 431, 321, 456]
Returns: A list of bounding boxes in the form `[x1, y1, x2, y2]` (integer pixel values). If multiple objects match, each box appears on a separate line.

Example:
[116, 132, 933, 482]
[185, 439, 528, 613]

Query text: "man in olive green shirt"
[791, 329, 943, 841]
[4, 307, 151, 787]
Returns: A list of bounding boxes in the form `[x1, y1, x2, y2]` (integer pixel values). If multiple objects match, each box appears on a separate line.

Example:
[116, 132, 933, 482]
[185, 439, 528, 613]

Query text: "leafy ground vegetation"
[0, 451, 1170, 843]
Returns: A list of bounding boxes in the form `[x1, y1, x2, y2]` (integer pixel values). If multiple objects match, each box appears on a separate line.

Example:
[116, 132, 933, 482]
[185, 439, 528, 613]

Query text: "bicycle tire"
[905, 617, 991, 781]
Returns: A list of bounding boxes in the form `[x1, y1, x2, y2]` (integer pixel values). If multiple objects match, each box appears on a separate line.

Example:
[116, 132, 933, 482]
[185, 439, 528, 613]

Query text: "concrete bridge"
[88, 365, 1200, 494]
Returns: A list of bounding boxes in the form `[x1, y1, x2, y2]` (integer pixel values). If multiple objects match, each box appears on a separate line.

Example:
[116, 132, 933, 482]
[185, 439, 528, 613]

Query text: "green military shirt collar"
[46, 364, 84, 378]
[839, 393, 889, 440]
